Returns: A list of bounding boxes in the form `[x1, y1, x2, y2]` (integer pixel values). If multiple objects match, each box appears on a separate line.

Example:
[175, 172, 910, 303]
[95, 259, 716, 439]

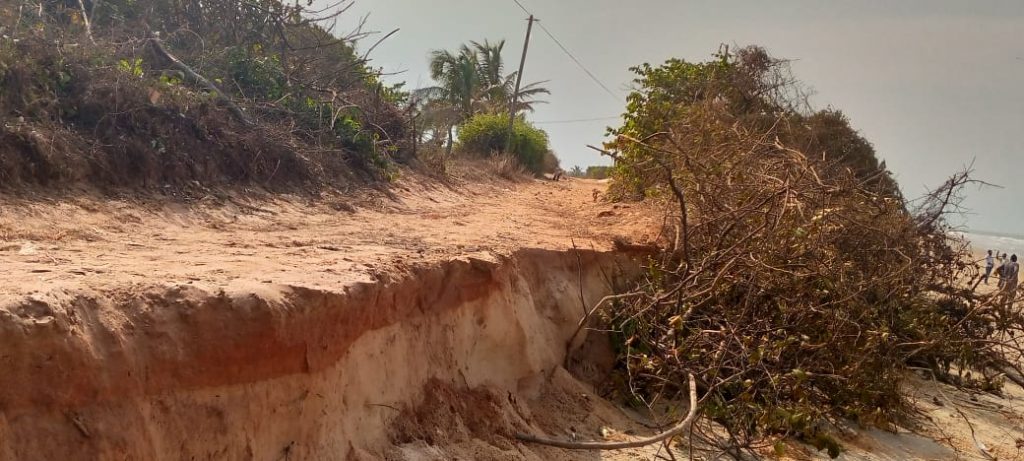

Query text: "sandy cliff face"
[4, 178, 1016, 461]
[0, 249, 632, 460]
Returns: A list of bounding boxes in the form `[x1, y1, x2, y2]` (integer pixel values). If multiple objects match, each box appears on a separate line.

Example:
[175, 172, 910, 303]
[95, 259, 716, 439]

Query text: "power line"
[511, 0, 531, 15]
[535, 23, 622, 103]
[533, 116, 621, 124]
[508, 0, 623, 103]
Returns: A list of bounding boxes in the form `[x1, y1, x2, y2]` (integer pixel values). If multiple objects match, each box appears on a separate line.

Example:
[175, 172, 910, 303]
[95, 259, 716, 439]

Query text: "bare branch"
[517, 374, 698, 450]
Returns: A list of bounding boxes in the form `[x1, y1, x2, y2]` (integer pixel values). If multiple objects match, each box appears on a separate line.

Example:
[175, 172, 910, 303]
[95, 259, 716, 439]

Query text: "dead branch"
[516, 374, 697, 450]
[595, 96, 1009, 455]
[563, 291, 645, 366]
[147, 33, 253, 127]
[77, 0, 94, 44]
[586, 144, 617, 159]
[359, 28, 399, 63]
[574, 43, 1014, 458]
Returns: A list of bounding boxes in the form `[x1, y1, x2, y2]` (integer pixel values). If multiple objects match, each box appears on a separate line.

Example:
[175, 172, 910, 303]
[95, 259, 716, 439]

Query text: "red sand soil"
[0, 176, 659, 297]
[2, 173, 1022, 461]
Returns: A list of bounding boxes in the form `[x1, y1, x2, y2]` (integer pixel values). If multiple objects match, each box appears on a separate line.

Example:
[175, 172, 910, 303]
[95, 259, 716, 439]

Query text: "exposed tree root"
[516, 374, 697, 450]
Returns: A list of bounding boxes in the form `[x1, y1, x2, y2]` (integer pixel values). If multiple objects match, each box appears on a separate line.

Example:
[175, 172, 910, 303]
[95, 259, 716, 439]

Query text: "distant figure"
[552, 168, 565, 181]
[996, 253, 1008, 289]
[1005, 254, 1020, 293]
[982, 250, 995, 285]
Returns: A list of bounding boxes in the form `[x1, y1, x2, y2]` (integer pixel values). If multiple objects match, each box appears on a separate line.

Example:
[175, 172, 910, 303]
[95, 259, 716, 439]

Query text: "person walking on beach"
[1005, 255, 1020, 292]
[996, 253, 1008, 289]
[982, 250, 995, 285]
[999, 254, 1020, 310]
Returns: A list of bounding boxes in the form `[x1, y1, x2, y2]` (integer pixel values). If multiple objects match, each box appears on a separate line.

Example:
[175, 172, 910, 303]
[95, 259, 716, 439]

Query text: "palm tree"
[471, 40, 550, 114]
[492, 76, 551, 113]
[472, 40, 506, 97]
[427, 44, 482, 119]
[416, 39, 550, 154]
[416, 45, 480, 153]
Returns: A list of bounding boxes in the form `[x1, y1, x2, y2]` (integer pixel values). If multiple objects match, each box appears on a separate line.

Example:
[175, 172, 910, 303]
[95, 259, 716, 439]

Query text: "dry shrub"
[600, 106, 1008, 456]
[585, 45, 1024, 457]
[0, 1, 409, 191]
[415, 146, 449, 179]
[485, 153, 531, 181]
[0, 39, 323, 189]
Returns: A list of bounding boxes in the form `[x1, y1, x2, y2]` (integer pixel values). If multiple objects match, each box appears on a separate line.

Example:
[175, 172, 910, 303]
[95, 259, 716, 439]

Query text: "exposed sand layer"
[0, 247, 639, 460]
[1, 176, 1022, 460]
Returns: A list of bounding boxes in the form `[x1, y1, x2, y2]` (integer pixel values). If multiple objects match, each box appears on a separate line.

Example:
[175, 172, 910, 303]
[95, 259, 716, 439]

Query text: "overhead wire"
[533, 116, 621, 124]
[508, 0, 623, 103]
[511, 0, 531, 15]
[534, 23, 622, 103]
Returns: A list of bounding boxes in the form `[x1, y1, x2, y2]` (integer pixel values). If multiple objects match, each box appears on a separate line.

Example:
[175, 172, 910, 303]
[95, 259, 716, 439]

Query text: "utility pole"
[506, 14, 537, 154]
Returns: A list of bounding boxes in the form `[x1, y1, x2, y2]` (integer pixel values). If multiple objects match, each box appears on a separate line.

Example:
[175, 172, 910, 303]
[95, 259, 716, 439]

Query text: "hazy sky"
[324, 0, 1023, 233]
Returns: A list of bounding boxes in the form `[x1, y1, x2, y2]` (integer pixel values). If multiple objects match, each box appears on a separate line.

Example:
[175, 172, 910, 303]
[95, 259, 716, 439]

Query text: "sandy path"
[0, 176, 659, 297]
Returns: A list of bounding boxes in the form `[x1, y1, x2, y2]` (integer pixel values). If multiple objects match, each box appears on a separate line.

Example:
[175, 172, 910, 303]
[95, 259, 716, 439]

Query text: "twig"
[366, 403, 401, 412]
[65, 411, 91, 439]
[359, 28, 399, 62]
[954, 405, 996, 460]
[564, 291, 644, 365]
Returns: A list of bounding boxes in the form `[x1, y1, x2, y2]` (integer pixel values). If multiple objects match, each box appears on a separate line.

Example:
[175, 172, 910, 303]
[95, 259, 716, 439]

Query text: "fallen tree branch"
[516, 374, 698, 450]
[147, 33, 254, 127]
[999, 364, 1024, 390]
[586, 144, 617, 159]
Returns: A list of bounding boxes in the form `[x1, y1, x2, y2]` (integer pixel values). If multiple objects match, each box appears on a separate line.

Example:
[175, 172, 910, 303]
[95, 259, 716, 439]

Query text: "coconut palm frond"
[419, 39, 552, 127]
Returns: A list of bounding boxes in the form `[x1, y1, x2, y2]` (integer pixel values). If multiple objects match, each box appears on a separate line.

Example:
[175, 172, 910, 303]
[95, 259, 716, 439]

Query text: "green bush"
[607, 46, 899, 200]
[456, 113, 549, 174]
[284, 96, 377, 158]
[226, 45, 286, 101]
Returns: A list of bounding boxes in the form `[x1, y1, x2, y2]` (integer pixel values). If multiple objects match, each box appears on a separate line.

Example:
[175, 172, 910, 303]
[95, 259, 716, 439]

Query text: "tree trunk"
[446, 125, 454, 156]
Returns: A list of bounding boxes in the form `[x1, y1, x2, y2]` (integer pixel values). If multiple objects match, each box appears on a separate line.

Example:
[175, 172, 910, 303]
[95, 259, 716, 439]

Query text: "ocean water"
[955, 230, 1024, 258]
